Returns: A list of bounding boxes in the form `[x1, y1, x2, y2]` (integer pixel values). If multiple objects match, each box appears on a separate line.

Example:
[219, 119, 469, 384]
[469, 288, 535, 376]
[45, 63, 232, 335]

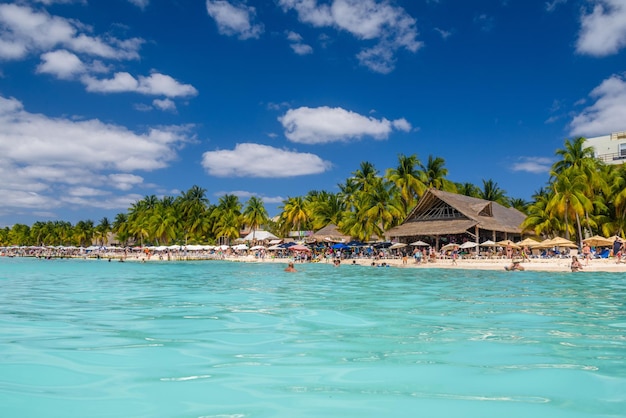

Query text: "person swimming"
[505, 258, 524, 271]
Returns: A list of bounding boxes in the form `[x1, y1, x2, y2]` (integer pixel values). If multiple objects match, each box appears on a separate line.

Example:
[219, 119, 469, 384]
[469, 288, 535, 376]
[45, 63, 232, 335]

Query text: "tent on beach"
[242, 230, 279, 241]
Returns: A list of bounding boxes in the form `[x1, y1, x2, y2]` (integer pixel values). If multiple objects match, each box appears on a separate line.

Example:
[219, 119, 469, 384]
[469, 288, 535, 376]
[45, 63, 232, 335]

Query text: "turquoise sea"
[1, 257, 625, 418]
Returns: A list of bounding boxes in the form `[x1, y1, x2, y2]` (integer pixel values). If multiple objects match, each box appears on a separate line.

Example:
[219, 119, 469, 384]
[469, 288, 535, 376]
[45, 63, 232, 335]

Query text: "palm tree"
[112, 213, 130, 246]
[478, 179, 508, 206]
[306, 191, 345, 230]
[508, 197, 529, 213]
[547, 168, 593, 243]
[352, 161, 379, 192]
[149, 205, 178, 245]
[74, 220, 95, 247]
[211, 194, 242, 244]
[521, 187, 560, 238]
[456, 182, 480, 198]
[96, 217, 112, 246]
[385, 154, 426, 213]
[279, 196, 310, 239]
[242, 196, 269, 241]
[177, 186, 209, 244]
[419, 155, 457, 192]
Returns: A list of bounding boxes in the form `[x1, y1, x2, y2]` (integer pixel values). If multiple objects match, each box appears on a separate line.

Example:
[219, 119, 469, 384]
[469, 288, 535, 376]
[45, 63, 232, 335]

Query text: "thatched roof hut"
[386, 189, 526, 245]
[310, 224, 351, 243]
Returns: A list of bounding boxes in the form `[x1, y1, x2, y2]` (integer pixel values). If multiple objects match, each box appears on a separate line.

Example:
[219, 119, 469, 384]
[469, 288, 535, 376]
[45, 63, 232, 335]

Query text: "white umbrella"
[389, 243, 407, 249]
[250, 245, 266, 250]
[441, 243, 459, 251]
[410, 240, 430, 246]
[480, 240, 497, 247]
[459, 241, 478, 249]
[232, 244, 249, 251]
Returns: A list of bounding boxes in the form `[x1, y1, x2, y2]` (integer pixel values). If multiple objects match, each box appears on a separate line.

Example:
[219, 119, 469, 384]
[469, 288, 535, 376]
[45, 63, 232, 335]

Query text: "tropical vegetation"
[2, 137, 626, 247]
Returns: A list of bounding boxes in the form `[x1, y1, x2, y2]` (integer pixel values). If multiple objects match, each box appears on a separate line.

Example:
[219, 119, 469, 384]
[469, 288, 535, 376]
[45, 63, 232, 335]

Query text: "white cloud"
[82, 71, 198, 98]
[511, 157, 553, 174]
[153, 98, 177, 112]
[68, 186, 109, 197]
[279, 106, 411, 144]
[0, 4, 142, 61]
[0, 94, 193, 211]
[36, 49, 85, 79]
[279, 0, 422, 73]
[202, 143, 331, 177]
[570, 74, 626, 137]
[286, 30, 313, 55]
[108, 173, 144, 191]
[128, 0, 150, 9]
[545, 0, 567, 12]
[290, 42, 313, 55]
[434, 27, 451, 39]
[33, 0, 86, 4]
[576, 0, 626, 56]
[206, 0, 264, 40]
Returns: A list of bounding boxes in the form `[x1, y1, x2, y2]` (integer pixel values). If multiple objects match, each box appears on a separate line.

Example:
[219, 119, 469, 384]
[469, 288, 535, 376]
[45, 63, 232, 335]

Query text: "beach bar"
[386, 188, 526, 250]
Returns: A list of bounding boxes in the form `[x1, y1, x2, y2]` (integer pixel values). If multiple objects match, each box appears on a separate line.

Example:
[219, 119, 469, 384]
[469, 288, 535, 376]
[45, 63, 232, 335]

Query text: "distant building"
[586, 131, 626, 165]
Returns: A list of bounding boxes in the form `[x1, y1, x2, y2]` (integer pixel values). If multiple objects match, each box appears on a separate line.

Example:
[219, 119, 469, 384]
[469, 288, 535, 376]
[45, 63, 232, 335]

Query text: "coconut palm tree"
[74, 220, 95, 247]
[211, 195, 242, 244]
[352, 161, 379, 192]
[306, 191, 345, 230]
[456, 182, 480, 198]
[242, 196, 269, 241]
[96, 217, 112, 246]
[279, 196, 310, 239]
[385, 153, 426, 213]
[419, 155, 456, 192]
[112, 213, 130, 246]
[547, 168, 593, 243]
[177, 186, 210, 244]
[478, 179, 508, 206]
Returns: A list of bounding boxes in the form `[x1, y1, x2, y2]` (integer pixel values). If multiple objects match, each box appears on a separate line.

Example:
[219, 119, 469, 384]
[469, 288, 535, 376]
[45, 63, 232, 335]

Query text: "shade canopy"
[289, 244, 311, 252]
[389, 243, 407, 249]
[538, 237, 577, 248]
[583, 235, 614, 247]
[497, 239, 520, 248]
[459, 241, 478, 249]
[517, 238, 541, 248]
[242, 230, 279, 241]
[410, 240, 430, 246]
[441, 243, 459, 251]
[480, 240, 497, 247]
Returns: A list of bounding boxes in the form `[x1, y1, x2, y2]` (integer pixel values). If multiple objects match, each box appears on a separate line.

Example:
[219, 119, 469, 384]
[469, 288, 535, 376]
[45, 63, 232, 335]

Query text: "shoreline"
[4, 252, 626, 273]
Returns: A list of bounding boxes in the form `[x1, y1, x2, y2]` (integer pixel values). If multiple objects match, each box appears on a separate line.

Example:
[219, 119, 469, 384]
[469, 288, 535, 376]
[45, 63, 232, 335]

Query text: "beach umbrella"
[459, 241, 478, 249]
[250, 245, 266, 250]
[548, 237, 577, 248]
[496, 239, 520, 248]
[289, 244, 311, 252]
[410, 240, 429, 246]
[517, 238, 541, 248]
[332, 243, 348, 249]
[440, 243, 458, 251]
[389, 243, 407, 249]
[480, 240, 497, 247]
[583, 235, 614, 247]
[232, 244, 249, 251]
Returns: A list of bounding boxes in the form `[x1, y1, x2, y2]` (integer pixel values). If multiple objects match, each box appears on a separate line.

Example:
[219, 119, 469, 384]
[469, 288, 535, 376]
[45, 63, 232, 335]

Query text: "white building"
[585, 131, 626, 165]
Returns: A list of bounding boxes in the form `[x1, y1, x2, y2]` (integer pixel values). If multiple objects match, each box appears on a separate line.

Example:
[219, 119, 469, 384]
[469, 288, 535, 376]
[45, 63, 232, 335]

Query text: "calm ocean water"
[0, 257, 625, 418]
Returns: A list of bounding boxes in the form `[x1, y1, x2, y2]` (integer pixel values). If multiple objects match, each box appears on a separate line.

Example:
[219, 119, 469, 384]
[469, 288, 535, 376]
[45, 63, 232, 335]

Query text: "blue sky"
[1, 0, 625, 226]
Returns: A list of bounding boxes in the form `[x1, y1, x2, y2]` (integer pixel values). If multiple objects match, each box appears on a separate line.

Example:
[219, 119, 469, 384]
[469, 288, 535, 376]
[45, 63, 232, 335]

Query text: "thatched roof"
[310, 224, 351, 242]
[387, 189, 526, 237]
